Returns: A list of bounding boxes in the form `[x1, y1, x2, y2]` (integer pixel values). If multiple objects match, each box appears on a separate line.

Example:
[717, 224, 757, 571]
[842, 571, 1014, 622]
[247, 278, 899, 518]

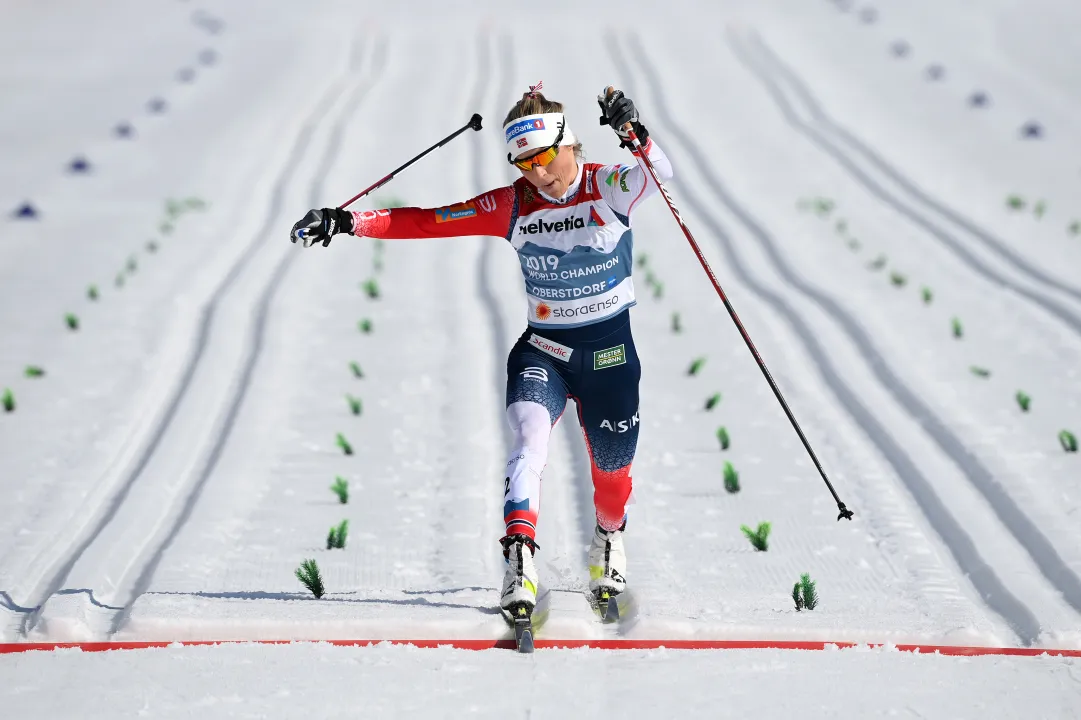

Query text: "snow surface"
[2, 0, 1081, 715]
[3, 642, 1080, 719]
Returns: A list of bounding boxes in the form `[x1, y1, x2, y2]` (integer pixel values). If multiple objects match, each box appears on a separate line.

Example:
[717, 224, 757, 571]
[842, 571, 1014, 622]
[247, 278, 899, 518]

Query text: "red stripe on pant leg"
[504, 511, 537, 540]
[592, 465, 632, 531]
[572, 394, 632, 531]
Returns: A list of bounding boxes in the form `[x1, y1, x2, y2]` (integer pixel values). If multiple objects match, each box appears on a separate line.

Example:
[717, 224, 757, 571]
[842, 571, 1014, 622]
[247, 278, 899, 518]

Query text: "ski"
[499, 589, 549, 653]
[589, 587, 636, 625]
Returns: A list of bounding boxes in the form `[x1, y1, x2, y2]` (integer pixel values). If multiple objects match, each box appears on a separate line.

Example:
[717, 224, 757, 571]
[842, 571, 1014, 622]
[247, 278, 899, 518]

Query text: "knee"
[507, 401, 552, 452]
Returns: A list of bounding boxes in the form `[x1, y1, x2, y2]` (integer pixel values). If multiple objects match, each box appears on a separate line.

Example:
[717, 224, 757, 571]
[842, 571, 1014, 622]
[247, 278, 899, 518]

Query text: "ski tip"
[516, 629, 535, 654]
[604, 597, 620, 623]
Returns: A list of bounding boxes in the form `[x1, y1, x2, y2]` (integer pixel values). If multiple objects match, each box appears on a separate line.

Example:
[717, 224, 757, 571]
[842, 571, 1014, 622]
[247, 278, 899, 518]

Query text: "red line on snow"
[1, 639, 1079, 656]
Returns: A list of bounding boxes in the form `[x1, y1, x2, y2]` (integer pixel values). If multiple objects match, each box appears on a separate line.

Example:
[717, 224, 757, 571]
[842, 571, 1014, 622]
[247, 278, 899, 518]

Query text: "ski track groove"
[110, 38, 391, 633]
[425, 29, 493, 590]
[2, 37, 385, 640]
[739, 30, 1081, 336]
[726, 30, 1081, 620]
[0, 40, 366, 637]
[616, 34, 1044, 645]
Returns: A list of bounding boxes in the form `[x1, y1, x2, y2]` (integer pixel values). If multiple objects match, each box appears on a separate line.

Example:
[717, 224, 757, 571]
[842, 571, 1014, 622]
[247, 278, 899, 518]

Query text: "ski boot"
[588, 520, 627, 621]
[500, 534, 540, 651]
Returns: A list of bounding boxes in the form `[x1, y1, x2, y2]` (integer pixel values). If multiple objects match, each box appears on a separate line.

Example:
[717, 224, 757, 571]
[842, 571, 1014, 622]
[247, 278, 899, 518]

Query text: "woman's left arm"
[596, 137, 674, 217]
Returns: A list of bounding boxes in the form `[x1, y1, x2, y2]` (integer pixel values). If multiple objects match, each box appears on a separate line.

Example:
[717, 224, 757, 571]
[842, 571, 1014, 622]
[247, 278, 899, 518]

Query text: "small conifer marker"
[331, 476, 349, 504]
[793, 573, 818, 611]
[295, 559, 325, 598]
[336, 432, 354, 456]
[2, 388, 14, 413]
[740, 521, 771, 551]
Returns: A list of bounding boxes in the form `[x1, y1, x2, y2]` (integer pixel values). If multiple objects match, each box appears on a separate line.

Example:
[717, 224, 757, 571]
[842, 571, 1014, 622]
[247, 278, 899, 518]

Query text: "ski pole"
[338, 113, 484, 209]
[605, 88, 854, 521]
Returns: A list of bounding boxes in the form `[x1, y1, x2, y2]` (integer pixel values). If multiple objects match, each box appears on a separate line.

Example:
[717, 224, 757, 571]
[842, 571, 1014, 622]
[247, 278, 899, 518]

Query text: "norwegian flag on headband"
[528, 80, 543, 97]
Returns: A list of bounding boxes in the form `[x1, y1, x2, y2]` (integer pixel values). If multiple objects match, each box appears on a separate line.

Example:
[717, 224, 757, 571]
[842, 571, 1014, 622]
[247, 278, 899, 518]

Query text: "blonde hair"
[503, 91, 584, 159]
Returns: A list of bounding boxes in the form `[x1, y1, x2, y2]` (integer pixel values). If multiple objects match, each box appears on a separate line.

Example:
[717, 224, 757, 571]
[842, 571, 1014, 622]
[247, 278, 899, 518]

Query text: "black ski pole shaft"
[611, 104, 853, 521]
[339, 113, 484, 209]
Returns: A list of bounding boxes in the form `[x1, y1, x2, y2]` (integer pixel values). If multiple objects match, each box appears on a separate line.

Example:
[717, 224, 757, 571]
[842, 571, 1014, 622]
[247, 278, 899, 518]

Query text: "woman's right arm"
[290, 186, 516, 247]
[351, 186, 516, 241]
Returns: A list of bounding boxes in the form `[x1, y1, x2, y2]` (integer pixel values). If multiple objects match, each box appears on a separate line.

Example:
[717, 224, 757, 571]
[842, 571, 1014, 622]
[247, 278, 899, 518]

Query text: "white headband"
[503, 112, 577, 161]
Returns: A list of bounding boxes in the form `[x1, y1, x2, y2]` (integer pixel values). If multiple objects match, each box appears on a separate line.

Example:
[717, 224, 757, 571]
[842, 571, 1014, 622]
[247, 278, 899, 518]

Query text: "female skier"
[289, 86, 673, 620]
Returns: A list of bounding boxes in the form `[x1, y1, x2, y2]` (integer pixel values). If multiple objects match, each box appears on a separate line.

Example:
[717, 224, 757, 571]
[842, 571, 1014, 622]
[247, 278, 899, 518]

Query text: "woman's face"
[516, 144, 578, 198]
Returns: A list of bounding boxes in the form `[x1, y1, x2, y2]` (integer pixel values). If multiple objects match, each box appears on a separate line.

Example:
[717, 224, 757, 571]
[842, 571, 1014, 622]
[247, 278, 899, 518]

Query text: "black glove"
[290, 207, 353, 248]
[597, 88, 650, 149]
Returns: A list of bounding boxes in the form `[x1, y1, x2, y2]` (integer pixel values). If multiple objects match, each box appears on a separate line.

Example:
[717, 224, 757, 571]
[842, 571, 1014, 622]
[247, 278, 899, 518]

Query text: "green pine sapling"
[1016, 391, 1031, 412]
[653, 282, 664, 300]
[952, 317, 963, 338]
[2, 388, 14, 413]
[65, 313, 79, 331]
[362, 279, 380, 299]
[1005, 195, 1025, 211]
[636, 253, 649, 268]
[1059, 430, 1077, 453]
[969, 366, 991, 378]
[921, 286, 933, 304]
[889, 272, 907, 287]
[24, 366, 45, 378]
[687, 357, 706, 376]
[867, 255, 887, 271]
[358, 318, 373, 334]
[331, 476, 349, 504]
[1033, 200, 1047, 220]
[295, 559, 325, 598]
[127, 256, 138, 273]
[146, 240, 159, 253]
[326, 519, 349, 549]
[1068, 221, 1080, 237]
[336, 432, 354, 455]
[723, 461, 739, 493]
[346, 395, 362, 416]
[671, 312, 682, 334]
[717, 427, 731, 451]
[87, 284, 100, 301]
[704, 393, 721, 411]
[349, 361, 364, 379]
[740, 522, 771, 551]
[793, 573, 818, 611]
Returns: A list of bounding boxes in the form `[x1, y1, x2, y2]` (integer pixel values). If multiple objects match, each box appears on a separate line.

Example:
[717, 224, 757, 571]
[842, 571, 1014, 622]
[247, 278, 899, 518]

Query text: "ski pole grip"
[601, 85, 635, 134]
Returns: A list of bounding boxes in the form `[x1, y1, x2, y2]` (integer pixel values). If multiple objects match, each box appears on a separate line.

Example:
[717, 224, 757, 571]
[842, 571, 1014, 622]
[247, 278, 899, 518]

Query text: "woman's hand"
[290, 207, 353, 247]
[597, 87, 650, 149]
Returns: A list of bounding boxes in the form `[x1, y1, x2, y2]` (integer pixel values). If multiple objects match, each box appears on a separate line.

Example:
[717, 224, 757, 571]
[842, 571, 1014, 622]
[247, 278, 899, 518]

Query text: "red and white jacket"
[351, 139, 673, 329]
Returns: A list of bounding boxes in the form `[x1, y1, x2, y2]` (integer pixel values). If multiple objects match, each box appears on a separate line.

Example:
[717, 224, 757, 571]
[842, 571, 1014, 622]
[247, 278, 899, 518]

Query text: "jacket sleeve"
[350, 185, 516, 240]
[594, 138, 674, 218]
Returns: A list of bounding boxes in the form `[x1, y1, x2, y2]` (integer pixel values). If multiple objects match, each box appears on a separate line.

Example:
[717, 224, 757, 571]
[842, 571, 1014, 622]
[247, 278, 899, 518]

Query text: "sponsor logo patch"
[476, 194, 497, 213]
[604, 168, 631, 192]
[594, 344, 626, 370]
[434, 201, 477, 223]
[600, 411, 639, 433]
[518, 216, 586, 235]
[520, 366, 548, 382]
[588, 206, 606, 227]
[529, 334, 573, 362]
[505, 117, 545, 142]
[535, 303, 552, 321]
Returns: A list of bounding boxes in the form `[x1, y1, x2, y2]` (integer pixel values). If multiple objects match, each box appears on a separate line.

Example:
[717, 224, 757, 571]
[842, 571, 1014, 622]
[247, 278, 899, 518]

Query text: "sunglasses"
[508, 121, 565, 171]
